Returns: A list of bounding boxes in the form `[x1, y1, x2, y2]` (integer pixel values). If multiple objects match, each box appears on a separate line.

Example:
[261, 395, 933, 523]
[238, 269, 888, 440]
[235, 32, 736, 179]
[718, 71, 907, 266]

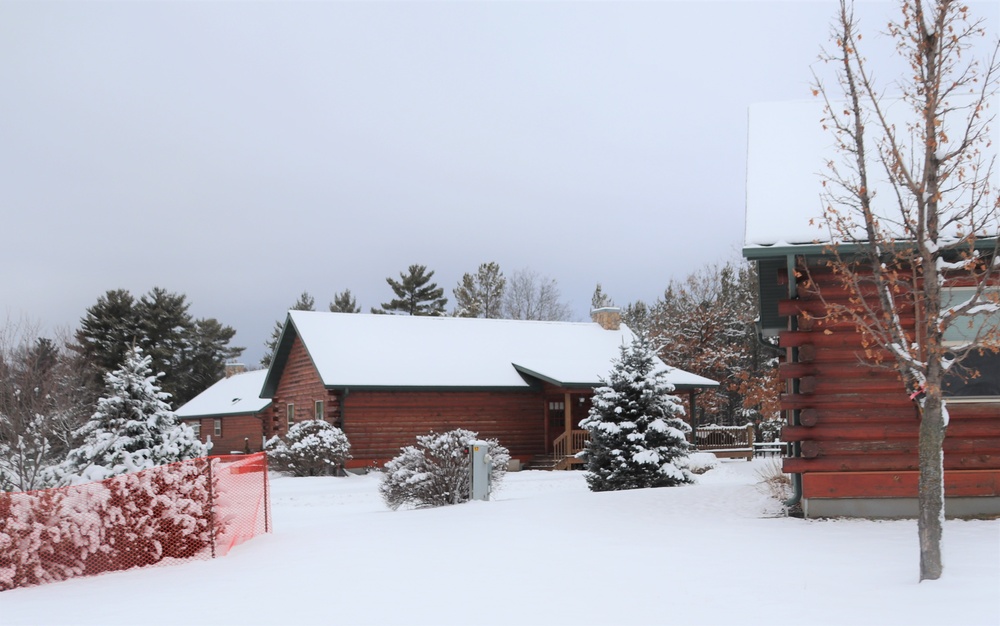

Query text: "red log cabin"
[175, 368, 272, 454]
[744, 100, 1000, 518]
[178, 309, 717, 470]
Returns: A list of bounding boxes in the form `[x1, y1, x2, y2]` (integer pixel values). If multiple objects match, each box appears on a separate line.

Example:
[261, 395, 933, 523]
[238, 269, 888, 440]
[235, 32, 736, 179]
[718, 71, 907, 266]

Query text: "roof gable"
[262, 312, 717, 396]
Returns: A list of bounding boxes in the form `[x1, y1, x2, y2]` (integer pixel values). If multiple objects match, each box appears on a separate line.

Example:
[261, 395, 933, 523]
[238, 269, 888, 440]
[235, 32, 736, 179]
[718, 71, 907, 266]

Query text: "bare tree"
[814, 0, 1000, 580]
[0, 317, 86, 491]
[647, 262, 780, 428]
[500, 268, 572, 322]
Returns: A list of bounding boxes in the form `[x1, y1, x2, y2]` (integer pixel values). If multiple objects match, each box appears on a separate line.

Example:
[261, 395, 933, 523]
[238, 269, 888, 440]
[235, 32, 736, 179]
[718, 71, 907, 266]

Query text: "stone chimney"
[590, 307, 622, 331]
[225, 362, 247, 378]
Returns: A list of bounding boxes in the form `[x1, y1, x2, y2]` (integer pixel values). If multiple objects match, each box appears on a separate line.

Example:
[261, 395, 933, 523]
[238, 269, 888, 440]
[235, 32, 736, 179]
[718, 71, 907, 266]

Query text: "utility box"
[469, 440, 493, 501]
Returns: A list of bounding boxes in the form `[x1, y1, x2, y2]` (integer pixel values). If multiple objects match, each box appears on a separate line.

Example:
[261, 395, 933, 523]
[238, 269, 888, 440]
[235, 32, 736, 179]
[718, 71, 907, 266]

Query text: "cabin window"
[942, 287, 1000, 347]
[214, 419, 222, 437]
[191, 423, 201, 438]
[942, 287, 1000, 399]
[287, 403, 295, 426]
[315, 400, 324, 420]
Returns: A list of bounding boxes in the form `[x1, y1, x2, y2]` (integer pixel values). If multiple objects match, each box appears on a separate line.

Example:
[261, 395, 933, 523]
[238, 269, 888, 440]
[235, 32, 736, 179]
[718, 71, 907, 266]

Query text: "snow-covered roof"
[744, 96, 1000, 251]
[176, 369, 271, 419]
[263, 311, 717, 394]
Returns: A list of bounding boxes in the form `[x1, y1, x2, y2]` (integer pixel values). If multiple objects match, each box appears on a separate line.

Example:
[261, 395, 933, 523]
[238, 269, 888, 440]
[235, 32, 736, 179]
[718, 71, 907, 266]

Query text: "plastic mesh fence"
[0, 452, 271, 592]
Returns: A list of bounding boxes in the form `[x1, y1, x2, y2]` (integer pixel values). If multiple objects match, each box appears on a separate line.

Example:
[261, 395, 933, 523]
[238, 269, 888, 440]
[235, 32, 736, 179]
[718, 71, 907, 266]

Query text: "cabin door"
[546, 399, 566, 453]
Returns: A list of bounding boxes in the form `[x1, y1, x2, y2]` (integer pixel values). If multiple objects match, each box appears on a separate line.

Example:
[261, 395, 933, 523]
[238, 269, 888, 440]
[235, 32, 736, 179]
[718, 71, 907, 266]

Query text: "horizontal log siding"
[200, 415, 265, 455]
[343, 390, 546, 465]
[268, 336, 340, 438]
[779, 262, 1000, 499]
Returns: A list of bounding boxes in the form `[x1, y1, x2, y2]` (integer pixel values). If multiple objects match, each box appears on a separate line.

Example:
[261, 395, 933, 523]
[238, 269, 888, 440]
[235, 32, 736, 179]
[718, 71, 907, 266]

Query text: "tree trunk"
[917, 390, 947, 581]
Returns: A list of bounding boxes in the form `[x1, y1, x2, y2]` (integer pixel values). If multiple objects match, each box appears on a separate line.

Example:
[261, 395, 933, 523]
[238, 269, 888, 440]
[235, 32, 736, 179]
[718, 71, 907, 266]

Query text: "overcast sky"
[2, 0, 998, 365]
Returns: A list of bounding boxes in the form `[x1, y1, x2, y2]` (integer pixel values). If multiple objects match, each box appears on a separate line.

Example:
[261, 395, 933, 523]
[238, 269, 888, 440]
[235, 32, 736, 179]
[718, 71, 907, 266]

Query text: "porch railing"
[552, 429, 589, 470]
[694, 423, 755, 461]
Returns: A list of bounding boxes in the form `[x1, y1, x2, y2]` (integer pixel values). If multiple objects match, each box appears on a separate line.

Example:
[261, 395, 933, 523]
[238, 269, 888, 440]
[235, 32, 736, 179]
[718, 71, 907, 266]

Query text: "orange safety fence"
[0, 452, 271, 592]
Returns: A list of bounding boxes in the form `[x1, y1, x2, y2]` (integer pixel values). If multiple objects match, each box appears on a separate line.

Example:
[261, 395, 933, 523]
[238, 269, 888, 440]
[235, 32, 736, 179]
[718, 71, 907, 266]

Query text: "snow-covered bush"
[0, 457, 216, 591]
[265, 420, 351, 477]
[48, 347, 209, 487]
[580, 336, 694, 491]
[379, 429, 509, 510]
[681, 452, 720, 475]
[0, 482, 115, 591]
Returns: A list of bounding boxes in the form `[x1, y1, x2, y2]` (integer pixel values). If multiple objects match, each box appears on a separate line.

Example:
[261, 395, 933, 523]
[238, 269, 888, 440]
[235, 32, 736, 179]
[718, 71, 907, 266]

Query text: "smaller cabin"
[176, 369, 272, 454]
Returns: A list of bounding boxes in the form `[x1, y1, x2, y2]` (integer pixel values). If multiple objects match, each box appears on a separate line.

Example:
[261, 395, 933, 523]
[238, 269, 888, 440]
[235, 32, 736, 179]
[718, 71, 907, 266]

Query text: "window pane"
[943, 287, 1000, 346]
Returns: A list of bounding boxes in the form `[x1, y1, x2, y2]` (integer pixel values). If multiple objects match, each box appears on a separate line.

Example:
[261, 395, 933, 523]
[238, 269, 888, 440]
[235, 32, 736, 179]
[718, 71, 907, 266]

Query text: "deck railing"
[694, 423, 755, 461]
[552, 429, 589, 470]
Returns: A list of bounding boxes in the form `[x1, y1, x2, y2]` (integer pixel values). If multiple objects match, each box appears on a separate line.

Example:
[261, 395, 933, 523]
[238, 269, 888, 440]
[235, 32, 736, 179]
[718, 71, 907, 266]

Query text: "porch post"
[564, 391, 572, 446]
[689, 390, 697, 443]
[543, 398, 550, 454]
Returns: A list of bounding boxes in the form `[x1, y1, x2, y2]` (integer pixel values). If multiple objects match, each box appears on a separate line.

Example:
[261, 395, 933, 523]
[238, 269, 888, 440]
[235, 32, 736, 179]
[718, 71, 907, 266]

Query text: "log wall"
[266, 337, 554, 467]
[342, 389, 546, 467]
[778, 262, 1000, 500]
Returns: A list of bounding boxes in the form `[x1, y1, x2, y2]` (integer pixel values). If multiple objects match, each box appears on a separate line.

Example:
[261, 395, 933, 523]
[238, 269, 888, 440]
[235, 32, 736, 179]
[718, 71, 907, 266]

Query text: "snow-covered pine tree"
[580, 336, 693, 491]
[50, 347, 209, 486]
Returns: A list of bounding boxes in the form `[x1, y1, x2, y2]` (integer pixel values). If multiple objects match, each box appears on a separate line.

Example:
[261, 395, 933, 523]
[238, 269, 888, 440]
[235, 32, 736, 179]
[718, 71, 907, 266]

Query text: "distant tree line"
[260, 262, 573, 365]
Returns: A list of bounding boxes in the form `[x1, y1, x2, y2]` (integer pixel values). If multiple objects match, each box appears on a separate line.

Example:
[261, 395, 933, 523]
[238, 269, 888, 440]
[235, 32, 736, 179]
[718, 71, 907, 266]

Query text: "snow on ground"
[1, 460, 997, 626]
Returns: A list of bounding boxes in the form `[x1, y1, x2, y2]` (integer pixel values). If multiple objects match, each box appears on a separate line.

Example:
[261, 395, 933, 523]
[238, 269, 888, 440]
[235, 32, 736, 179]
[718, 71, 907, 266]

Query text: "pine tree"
[453, 262, 505, 318]
[261, 291, 316, 367]
[580, 336, 693, 491]
[74, 289, 140, 391]
[591, 283, 614, 310]
[329, 289, 361, 313]
[380, 264, 447, 316]
[75, 288, 243, 408]
[50, 347, 209, 486]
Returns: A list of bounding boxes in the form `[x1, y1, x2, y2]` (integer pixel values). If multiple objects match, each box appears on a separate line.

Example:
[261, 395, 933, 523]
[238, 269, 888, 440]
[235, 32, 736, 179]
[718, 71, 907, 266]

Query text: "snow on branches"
[379, 429, 509, 510]
[48, 347, 209, 487]
[265, 420, 351, 477]
[580, 336, 693, 491]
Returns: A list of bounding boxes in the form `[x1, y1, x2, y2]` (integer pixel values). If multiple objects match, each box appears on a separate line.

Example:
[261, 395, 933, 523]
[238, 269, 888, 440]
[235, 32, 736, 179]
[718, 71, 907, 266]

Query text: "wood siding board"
[802, 470, 1000, 498]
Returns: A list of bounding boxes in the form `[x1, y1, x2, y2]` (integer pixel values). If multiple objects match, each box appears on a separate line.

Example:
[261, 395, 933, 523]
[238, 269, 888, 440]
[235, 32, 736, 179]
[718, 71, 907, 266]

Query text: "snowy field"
[1, 460, 998, 626]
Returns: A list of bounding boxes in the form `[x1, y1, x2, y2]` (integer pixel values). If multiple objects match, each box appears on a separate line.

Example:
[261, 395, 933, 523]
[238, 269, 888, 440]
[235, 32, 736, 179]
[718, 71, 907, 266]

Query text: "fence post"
[207, 457, 217, 559]
[262, 452, 270, 534]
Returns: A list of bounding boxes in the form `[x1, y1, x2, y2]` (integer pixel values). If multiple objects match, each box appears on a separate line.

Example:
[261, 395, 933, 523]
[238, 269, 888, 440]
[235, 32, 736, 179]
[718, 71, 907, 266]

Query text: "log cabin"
[175, 368, 272, 454]
[253, 309, 717, 469]
[743, 100, 1000, 518]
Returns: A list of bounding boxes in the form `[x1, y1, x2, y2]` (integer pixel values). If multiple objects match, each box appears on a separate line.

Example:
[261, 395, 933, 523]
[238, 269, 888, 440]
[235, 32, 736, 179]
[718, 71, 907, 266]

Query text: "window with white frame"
[214, 418, 222, 437]
[315, 400, 324, 420]
[943, 287, 1000, 399]
[287, 403, 295, 426]
[191, 423, 201, 438]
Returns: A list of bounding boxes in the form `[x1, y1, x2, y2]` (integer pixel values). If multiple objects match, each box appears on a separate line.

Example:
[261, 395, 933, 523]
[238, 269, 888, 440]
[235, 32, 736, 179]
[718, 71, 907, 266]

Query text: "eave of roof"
[743, 237, 998, 261]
